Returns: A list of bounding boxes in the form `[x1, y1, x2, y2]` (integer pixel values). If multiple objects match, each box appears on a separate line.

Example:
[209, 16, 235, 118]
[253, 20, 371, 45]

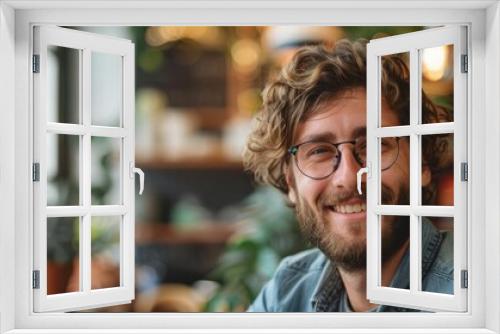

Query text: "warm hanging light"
[231, 39, 261, 74]
[422, 46, 448, 81]
[145, 27, 165, 47]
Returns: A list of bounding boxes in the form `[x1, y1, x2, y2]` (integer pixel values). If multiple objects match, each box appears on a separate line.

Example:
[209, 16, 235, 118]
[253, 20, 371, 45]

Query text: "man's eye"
[354, 137, 367, 149]
[312, 148, 327, 154]
[307, 146, 334, 157]
[381, 138, 395, 150]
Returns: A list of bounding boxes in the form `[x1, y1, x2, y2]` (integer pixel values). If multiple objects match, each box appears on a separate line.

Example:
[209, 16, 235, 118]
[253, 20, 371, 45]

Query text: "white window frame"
[32, 25, 136, 312]
[1, 1, 499, 333]
[365, 26, 468, 312]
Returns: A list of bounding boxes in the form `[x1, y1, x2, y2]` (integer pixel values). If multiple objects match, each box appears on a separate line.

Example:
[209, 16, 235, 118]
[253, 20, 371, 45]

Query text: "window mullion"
[121, 48, 134, 293]
[374, 205, 454, 216]
[81, 47, 92, 293]
[90, 126, 127, 138]
[409, 48, 421, 293]
[375, 123, 454, 137]
[365, 44, 379, 296]
[46, 206, 86, 217]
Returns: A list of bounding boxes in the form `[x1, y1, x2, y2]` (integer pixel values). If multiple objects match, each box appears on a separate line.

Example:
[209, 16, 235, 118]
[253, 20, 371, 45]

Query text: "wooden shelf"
[136, 155, 243, 170]
[136, 222, 237, 245]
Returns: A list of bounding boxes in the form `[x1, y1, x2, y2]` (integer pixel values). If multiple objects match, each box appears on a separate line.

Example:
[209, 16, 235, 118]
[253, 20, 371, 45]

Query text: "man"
[243, 39, 454, 312]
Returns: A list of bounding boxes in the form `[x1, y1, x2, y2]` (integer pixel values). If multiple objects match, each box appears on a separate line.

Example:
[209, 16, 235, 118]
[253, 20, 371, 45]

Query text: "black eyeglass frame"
[288, 137, 400, 180]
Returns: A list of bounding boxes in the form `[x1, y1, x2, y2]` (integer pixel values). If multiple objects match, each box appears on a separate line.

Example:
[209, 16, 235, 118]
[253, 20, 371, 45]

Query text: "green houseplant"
[205, 186, 309, 312]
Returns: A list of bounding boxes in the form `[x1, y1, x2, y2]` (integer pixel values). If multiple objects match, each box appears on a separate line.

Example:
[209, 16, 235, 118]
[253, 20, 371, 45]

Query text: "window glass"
[421, 45, 454, 124]
[91, 216, 121, 289]
[380, 215, 410, 290]
[47, 217, 80, 294]
[421, 216, 453, 294]
[379, 136, 410, 206]
[91, 52, 123, 127]
[91, 137, 122, 205]
[421, 134, 454, 206]
[380, 52, 410, 127]
[47, 46, 81, 124]
[47, 134, 80, 206]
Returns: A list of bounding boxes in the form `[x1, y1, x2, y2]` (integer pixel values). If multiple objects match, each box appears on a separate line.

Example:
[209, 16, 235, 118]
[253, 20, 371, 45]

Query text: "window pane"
[380, 215, 410, 290]
[91, 52, 123, 127]
[380, 52, 410, 127]
[421, 134, 454, 206]
[421, 45, 454, 124]
[47, 46, 80, 124]
[47, 217, 80, 295]
[379, 136, 409, 205]
[421, 216, 453, 294]
[91, 216, 121, 289]
[91, 137, 122, 205]
[47, 134, 80, 206]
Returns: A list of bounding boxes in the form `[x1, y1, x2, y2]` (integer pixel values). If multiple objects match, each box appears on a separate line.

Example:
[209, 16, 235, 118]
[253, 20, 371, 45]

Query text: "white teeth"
[333, 203, 366, 214]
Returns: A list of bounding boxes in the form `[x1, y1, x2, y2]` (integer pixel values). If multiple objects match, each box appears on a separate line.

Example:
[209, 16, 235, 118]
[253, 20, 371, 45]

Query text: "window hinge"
[32, 55, 40, 73]
[32, 270, 40, 289]
[32, 163, 40, 182]
[461, 54, 468, 73]
[461, 269, 468, 289]
[461, 162, 468, 181]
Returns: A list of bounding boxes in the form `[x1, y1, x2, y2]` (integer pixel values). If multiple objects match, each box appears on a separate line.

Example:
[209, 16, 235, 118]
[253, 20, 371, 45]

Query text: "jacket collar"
[310, 218, 443, 312]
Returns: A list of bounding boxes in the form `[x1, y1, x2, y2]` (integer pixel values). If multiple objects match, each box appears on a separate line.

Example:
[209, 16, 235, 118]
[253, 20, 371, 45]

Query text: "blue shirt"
[248, 219, 453, 312]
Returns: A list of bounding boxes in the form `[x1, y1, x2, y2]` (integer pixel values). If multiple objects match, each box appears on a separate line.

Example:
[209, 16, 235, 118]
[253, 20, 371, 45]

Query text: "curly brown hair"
[243, 39, 452, 204]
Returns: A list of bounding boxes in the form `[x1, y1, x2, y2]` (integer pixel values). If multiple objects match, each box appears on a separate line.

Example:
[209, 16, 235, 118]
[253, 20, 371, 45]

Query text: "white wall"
[0, 1, 16, 333]
[485, 2, 500, 333]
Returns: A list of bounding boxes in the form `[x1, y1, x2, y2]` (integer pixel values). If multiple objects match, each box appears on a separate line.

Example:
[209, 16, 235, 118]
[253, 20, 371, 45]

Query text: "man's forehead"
[294, 92, 400, 143]
[297, 127, 367, 144]
[294, 97, 368, 143]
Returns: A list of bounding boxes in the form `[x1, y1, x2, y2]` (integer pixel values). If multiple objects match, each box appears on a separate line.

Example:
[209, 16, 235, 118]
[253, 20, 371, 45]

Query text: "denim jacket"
[248, 218, 453, 312]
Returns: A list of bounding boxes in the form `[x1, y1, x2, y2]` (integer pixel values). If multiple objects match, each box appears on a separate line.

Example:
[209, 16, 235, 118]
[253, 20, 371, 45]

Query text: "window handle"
[130, 162, 145, 195]
[356, 163, 371, 195]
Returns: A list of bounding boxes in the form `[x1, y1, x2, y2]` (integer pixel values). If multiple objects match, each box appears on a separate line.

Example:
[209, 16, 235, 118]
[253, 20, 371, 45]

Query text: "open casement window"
[364, 26, 467, 312]
[33, 26, 141, 312]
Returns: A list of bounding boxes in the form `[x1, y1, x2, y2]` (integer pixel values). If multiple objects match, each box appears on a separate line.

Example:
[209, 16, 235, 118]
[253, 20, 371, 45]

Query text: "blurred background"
[46, 26, 455, 312]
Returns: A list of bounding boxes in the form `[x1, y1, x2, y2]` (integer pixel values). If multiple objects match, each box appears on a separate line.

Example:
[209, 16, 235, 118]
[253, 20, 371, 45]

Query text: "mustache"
[318, 187, 366, 207]
[317, 183, 399, 206]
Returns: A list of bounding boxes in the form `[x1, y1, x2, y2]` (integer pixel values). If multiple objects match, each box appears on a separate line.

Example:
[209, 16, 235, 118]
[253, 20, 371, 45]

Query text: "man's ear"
[285, 164, 297, 205]
[422, 164, 432, 187]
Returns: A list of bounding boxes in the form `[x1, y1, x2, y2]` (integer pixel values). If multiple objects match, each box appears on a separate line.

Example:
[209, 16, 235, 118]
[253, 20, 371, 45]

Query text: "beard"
[295, 183, 409, 272]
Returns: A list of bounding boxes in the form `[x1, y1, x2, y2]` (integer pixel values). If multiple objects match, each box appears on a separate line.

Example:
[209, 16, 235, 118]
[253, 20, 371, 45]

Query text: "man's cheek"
[297, 181, 323, 206]
[380, 175, 397, 205]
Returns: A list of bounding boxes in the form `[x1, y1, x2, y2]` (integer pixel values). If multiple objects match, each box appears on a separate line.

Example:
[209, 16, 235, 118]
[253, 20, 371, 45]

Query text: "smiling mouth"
[326, 203, 366, 214]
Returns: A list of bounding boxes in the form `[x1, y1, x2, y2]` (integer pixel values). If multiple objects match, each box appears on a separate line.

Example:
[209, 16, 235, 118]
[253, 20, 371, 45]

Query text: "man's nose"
[331, 146, 360, 191]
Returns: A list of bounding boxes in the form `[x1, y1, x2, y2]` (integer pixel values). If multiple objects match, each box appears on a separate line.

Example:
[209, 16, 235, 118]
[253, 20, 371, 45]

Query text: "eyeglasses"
[288, 136, 400, 180]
